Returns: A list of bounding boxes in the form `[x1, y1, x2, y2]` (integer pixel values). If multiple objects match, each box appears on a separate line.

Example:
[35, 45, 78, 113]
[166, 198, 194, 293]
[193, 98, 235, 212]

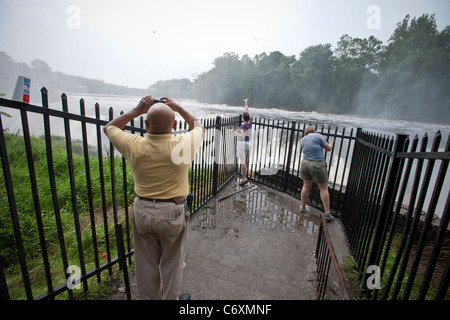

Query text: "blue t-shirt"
[300, 133, 327, 161]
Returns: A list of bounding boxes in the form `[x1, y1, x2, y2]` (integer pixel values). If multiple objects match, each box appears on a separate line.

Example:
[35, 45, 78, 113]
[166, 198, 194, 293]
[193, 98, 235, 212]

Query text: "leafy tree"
[381, 14, 439, 70]
[194, 52, 245, 105]
[192, 14, 449, 123]
[30, 59, 52, 73]
[291, 44, 335, 111]
[360, 14, 450, 121]
[333, 34, 384, 112]
[255, 51, 295, 107]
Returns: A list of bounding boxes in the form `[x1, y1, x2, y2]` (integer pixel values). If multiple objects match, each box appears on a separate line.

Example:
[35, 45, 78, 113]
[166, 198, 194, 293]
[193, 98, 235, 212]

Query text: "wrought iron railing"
[0, 88, 238, 300]
[1, 89, 449, 300]
[342, 128, 450, 300]
[315, 215, 351, 300]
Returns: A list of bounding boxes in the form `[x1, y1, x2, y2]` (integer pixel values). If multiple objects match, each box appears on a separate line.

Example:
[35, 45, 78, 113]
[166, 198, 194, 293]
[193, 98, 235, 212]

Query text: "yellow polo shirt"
[105, 125, 204, 199]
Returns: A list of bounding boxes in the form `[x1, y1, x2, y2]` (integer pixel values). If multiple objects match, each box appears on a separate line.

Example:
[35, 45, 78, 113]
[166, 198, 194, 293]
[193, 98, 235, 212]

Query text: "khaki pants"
[132, 197, 188, 300]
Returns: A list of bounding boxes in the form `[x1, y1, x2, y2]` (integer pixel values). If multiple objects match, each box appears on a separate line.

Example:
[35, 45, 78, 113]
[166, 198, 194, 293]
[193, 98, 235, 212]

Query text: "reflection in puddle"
[302, 219, 319, 235]
[191, 182, 320, 235]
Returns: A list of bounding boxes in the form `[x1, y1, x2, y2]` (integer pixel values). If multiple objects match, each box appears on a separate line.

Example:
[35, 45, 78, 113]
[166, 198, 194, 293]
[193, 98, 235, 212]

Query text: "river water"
[74, 93, 450, 137]
[2, 92, 449, 140]
[1, 93, 449, 218]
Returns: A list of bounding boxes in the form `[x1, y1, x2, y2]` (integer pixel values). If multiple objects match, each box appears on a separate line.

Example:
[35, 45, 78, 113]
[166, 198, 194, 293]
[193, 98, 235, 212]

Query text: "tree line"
[0, 53, 151, 102]
[192, 14, 450, 123]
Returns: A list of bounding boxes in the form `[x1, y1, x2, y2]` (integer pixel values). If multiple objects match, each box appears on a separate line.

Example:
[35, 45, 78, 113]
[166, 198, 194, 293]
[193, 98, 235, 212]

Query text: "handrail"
[315, 215, 351, 300]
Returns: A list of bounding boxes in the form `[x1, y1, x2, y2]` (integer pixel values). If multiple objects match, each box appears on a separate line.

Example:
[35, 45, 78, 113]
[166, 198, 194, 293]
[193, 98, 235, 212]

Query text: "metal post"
[109, 107, 119, 227]
[20, 106, 54, 296]
[341, 127, 363, 226]
[0, 112, 32, 300]
[212, 116, 221, 195]
[283, 121, 296, 193]
[116, 223, 131, 300]
[362, 133, 408, 295]
[62, 93, 88, 292]
[402, 132, 442, 299]
[95, 103, 112, 276]
[0, 260, 9, 300]
[120, 111, 132, 265]
[42, 88, 73, 299]
[80, 99, 101, 282]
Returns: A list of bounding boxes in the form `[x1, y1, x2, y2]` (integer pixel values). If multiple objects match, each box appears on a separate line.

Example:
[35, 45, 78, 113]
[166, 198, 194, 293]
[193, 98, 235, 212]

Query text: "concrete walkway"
[109, 177, 351, 300]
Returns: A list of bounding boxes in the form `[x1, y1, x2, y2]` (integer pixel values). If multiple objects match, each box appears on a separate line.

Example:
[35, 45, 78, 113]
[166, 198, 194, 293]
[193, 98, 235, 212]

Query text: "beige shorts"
[237, 141, 251, 159]
[300, 159, 329, 184]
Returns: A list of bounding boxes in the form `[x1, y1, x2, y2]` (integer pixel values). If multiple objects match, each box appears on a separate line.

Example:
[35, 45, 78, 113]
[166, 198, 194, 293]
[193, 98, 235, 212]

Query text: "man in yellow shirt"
[104, 95, 204, 300]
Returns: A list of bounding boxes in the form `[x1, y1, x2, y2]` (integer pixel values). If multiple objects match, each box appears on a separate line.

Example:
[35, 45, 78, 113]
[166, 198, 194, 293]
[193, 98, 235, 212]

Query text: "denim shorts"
[300, 159, 329, 184]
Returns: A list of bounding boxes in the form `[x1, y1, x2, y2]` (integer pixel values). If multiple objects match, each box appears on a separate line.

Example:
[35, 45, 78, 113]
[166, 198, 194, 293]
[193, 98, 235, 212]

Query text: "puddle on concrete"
[191, 181, 321, 235]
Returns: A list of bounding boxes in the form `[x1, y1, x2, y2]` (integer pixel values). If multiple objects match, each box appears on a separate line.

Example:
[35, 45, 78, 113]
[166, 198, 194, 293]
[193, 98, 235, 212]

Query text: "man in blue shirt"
[299, 126, 334, 221]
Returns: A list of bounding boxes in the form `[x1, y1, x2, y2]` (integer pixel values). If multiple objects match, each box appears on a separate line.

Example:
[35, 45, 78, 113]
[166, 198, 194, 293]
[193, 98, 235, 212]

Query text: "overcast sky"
[0, 0, 449, 89]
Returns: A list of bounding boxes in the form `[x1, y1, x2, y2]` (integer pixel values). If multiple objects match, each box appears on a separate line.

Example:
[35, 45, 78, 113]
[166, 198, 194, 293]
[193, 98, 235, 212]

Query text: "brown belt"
[135, 194, 185, 205]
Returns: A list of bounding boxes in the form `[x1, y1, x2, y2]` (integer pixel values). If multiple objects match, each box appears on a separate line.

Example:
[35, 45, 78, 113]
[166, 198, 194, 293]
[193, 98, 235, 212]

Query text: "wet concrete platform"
[109, 177, 351, 300]
[182, 178, 351, 300]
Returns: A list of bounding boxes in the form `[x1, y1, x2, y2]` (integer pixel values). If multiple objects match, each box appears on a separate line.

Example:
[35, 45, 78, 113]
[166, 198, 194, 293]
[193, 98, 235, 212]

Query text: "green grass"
[0, 132, 218, 299]
[0, 133, 134, 299]
[341, 233, 441, 300]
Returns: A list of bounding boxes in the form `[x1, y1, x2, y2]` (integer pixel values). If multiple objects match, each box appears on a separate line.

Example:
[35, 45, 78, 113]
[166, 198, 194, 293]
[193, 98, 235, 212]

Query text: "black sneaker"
[178, 293, 191, 300]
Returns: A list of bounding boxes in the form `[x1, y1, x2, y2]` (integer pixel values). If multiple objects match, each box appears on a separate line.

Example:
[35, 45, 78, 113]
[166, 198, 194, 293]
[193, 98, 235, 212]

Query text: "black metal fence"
[247, 117, 356, 216]
[1, 89, 449, 300]
[341, 128, 450, 300]
[0, 88, 238, 300]
[315, 215, 351, 300]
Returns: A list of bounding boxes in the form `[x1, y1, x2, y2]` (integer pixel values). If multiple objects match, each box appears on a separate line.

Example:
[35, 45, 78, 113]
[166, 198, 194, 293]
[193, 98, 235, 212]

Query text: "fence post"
[42, 87, 73, 298]
[20, 103, 54, 296]
[62, 93, 88, 292]
[283, 121, 296, 193]
[109, 108, 119, 226]
[0, 113, 33, 300]
[116, 223, 131, 300]
[212, 116, 221, 196]
[0, 254, 10, 300]
[341, 127, 363, 226]
[362, 133, 408, 295]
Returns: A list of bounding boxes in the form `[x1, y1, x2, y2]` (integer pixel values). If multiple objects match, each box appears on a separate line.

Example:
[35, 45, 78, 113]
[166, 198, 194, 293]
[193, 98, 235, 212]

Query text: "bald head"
[145, 103, 176, 134]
